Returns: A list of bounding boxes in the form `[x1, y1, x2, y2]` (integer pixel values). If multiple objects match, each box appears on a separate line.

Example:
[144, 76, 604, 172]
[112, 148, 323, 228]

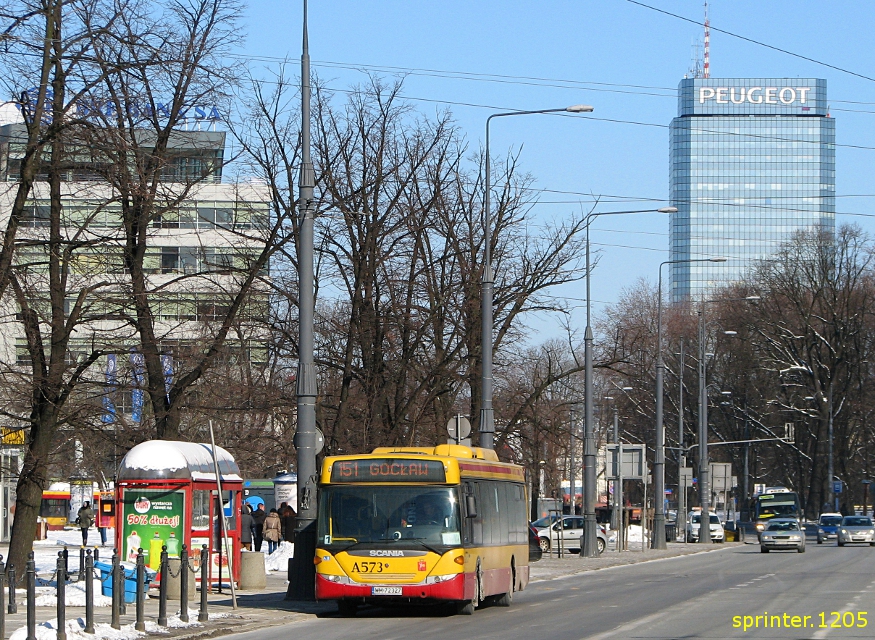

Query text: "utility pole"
[288, 0, 318, 600]
[827, 385, 835, 512]
[677, 338, 685, 539]
[698, 308, 711, 543]
[611, 407, 620, 531]
[569, 406, 576, 515]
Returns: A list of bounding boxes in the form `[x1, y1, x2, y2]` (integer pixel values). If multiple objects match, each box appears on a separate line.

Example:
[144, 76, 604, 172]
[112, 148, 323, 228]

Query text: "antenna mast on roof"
[703, 1, 710, 78]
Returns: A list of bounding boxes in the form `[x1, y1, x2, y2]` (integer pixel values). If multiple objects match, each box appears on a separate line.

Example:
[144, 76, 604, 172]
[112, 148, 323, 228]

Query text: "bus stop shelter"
[116, 440, 243, 585]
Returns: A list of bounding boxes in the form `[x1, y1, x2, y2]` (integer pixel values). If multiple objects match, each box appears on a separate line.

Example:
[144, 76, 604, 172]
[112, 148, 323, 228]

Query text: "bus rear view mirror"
[465, 495, 478, 518]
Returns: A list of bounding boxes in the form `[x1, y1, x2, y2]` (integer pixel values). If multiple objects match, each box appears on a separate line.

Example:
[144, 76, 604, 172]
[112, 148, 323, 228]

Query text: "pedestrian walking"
[263, 509, 281, 555]
[77, 501, 95, 546]
[241, 504, 254, 551]
[281, 504, 297, 543]
[251, 503, 267, 552]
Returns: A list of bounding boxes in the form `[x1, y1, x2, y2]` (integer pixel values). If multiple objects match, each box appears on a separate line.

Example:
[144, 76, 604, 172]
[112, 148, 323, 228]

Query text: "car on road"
[760, 517, 805, 553]
[532, 515, 608, 554]
[686, 511, 724, 543]
[837, 515, 875, 546]
[817, 512, 842, 544]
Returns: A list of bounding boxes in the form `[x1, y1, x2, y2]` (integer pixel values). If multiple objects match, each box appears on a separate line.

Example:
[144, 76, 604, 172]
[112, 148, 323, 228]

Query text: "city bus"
[315, 444, 529, 615]
[739, 487, 802, 541]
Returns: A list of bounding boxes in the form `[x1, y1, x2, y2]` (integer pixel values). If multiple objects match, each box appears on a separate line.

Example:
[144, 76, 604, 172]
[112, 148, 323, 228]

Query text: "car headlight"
[818, 528, 825, 533]
[841, 529, 847, 534]
[425, 574, 458, 585]
[789, 535, 801, 540]
[869, 530, 875, 535]
[762, 535, 772, 540]
[756, 523, 765, 531]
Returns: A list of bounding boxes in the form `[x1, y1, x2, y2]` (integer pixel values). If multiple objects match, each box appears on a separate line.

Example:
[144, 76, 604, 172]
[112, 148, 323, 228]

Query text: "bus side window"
[471, 483, 483, 546]
[497, 483, 510, 546]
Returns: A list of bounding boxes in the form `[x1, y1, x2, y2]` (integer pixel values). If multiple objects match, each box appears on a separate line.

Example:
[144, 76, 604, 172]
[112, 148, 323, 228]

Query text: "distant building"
[0, 123, 270, 505]
[669, 78, 835, 301]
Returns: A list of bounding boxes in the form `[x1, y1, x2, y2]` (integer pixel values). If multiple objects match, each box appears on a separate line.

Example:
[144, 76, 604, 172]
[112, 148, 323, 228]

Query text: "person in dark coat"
[240, 504, 254, 551]
[77, 501, 95, 546]
[281, 504, 297, 543]
[251, 503, 267, 552]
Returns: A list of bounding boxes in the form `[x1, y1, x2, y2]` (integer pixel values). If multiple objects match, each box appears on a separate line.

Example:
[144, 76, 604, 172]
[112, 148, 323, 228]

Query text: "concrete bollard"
[165, 558, 182, 599]
[239, 552, 266, 590]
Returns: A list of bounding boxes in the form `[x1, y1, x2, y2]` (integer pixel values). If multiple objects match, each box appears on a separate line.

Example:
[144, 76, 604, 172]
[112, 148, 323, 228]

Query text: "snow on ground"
[263, 542, 294, 572]
[31, 528, 115, 574]
[34, 579, 113, 607]
[10, 618, 145, 640]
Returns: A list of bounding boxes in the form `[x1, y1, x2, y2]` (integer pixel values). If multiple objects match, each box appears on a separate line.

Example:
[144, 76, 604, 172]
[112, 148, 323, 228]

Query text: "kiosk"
[115, 441, 243, 585]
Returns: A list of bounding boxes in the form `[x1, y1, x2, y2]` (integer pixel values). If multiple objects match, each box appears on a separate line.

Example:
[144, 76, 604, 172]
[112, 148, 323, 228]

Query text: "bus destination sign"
[331, 459, 446, 483]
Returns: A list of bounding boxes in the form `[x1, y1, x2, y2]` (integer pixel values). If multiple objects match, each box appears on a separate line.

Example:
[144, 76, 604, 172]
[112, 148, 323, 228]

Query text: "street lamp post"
[696, 295, 759, 543]
[653, 257, 724, 549]
[580, 207, 675, 557]
[479, 105, 593, 451]
[289, 0, 318, 599]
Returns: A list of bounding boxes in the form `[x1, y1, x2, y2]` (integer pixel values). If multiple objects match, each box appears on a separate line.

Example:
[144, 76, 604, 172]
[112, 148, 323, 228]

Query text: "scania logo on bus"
[699, 86, 813, 105]
[369, 550, 405, 557]
[133, 497, 151, 514]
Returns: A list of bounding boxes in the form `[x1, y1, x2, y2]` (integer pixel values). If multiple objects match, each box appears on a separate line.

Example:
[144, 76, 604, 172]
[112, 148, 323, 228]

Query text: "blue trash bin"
[94, 560, 156, 603]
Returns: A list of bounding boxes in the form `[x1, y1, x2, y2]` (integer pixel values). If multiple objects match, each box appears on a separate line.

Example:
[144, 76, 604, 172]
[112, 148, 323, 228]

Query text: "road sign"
[607, 444, 645, 480]
[679, 467, 693, 486]
[711, 463, 733, 491]
[833, 480, 843, 494]
[446, 415, 471, 443]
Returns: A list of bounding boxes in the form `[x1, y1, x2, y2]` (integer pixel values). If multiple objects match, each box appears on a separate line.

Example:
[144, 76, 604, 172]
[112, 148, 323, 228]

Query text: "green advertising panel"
[121, 489, 185, 570]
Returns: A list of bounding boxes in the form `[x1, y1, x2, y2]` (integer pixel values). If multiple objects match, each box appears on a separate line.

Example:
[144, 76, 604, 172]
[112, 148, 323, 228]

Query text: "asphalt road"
[228, 540, 875, 639]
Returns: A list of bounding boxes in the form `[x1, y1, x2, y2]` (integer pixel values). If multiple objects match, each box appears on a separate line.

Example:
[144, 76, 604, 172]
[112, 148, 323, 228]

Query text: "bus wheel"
[456, 601, 475, 615]
[337, 601, 358, 617]
[494, 565, 514, 607]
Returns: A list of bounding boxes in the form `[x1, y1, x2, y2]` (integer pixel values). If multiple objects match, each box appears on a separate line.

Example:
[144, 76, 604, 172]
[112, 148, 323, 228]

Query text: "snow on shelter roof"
[117, 440, 241, 482]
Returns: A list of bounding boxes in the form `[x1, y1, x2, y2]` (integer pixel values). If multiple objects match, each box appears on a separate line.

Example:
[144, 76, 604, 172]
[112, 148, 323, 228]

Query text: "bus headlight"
[322, 574, 351, 584]
[425, 574, 457, 585]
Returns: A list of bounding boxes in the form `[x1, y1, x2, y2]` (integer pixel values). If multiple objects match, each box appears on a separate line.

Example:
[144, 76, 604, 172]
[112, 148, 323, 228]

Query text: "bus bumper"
[316, 572, 466, 602]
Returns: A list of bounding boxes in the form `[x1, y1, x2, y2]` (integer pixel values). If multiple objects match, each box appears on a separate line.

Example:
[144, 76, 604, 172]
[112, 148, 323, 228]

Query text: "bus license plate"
[372, 586, 402, 596]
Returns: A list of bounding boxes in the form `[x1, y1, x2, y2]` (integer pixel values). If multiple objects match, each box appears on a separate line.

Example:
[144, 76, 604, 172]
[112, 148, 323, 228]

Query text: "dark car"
[528, 524, 543, 561]
[817, 513, 842, 544]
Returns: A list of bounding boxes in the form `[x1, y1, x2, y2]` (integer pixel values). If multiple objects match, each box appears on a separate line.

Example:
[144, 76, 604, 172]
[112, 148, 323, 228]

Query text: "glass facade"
[669, 78, 835, 301]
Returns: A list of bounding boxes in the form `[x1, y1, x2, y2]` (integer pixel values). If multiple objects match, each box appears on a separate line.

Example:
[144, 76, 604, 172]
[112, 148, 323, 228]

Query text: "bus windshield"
[318, 485, 461, 548]
[754, 492, 800, 520]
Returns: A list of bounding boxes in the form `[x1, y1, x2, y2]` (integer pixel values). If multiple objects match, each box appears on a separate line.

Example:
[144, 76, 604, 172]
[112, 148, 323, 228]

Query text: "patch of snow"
[10, 618, 145, 640]
[119, 441, 237, 476]
[34, 579, 112, 607]
[264, 542, 294, 572]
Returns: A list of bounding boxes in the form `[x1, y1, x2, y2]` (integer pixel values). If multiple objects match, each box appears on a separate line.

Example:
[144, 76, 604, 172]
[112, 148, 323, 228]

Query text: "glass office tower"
[669, 78, 835, 301]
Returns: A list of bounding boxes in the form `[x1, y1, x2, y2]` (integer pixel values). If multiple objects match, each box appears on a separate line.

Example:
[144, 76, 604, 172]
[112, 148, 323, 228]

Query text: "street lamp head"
[745, 295, 762, 301]
[709, 257, 728, 262]
[721, 391, 732, 396]
[566, 104, 594, 113]
[604, 396, 614, 401]
[657, 206, 678, 213]
[622, 386, 633, 391]
[723, 330, 738, 336]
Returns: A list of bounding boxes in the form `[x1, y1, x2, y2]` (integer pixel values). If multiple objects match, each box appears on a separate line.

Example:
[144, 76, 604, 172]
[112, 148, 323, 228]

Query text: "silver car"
[760, 518, 805, 553]
[532, 515, 608, 554]
[837, 516, 875, 546]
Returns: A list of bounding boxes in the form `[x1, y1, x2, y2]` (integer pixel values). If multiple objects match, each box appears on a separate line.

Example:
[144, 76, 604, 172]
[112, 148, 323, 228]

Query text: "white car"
[686, 511, 724, 543]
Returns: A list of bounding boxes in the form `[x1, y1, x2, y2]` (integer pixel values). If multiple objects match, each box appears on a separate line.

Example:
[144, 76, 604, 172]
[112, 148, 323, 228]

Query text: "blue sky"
[239, 0, 875, 336]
